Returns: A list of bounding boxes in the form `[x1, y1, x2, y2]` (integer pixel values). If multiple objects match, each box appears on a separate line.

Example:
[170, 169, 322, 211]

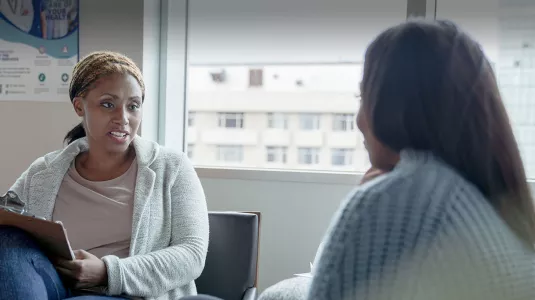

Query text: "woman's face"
[356, 96, 400, 170]
[73, 73, 143, 155]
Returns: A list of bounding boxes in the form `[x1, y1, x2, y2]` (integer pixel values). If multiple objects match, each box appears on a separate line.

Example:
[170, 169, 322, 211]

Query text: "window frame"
[332, 113, 355, 132]
[157, 0, 432, 183]
[188, 112, 195, 127]
[187, 143, 195, 159]
[267, 113, 289, 129]
[249, 68, 264, 87]
[298, 147, 321, 165]
[266, 146, 288, 164]
[217, 112, 245, 129]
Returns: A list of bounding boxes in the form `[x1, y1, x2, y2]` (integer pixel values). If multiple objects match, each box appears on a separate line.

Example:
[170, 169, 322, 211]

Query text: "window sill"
[194, 166, 361, 185]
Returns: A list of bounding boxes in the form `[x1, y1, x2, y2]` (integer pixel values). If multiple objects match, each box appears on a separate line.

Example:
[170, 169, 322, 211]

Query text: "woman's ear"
[73, 97, 84, 117]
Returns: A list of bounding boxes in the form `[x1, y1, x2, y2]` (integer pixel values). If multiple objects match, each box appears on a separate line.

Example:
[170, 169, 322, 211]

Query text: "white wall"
[199, 172, 358, 291]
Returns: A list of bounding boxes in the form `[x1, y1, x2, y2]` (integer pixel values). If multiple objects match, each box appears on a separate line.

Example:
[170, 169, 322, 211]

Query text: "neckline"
[70, 158, 138, 185]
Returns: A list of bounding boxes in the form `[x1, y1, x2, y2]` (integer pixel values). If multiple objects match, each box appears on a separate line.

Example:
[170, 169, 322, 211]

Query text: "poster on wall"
[0, 0, 79, 102]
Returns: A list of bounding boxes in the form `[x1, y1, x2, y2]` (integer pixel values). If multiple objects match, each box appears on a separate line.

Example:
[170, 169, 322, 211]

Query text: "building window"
[218, 112, 244, 128]
[332, 114, 355, 131]
[184, 0, 407, 172]
[299, 113, 321, 130]
[188, 112, 195, 127]
[187, 144, 194, 159]
[267, 113, 288, 129]
[266, 146, 287, 163]
[249, 69, 263, 87]
[298, 147, 320, 165]
[331, 148, 354, 166]
[217, 145, 244, 162]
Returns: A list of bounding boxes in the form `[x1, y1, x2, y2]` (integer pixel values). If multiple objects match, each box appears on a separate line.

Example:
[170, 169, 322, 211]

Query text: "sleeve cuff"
[102, 255, 122, 295]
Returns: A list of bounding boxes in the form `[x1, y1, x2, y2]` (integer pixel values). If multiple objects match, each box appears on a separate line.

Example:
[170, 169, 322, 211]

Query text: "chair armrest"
[242, 287, 257, 300]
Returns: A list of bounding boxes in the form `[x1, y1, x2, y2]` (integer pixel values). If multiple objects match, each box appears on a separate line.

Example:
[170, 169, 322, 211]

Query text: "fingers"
[73, 249, 89, 259]
[55, 258, 81, 270]
[55, 265, 75, 278]
[360, 167, 388, 184]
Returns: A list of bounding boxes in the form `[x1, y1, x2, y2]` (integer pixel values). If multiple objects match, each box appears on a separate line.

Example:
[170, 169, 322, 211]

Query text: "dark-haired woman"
[0, 51, 209, 300]
[309, 19, 535, 300]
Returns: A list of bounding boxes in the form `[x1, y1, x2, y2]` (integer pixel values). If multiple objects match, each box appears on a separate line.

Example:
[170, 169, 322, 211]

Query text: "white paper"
[293, 262, 314, 278]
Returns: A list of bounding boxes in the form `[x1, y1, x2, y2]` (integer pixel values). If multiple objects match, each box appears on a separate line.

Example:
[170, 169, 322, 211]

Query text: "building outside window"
[298, 147, 320, 165]
[217, 112, 244, 128]
[217, 145, 244, 162]
[188, 112, 195, 127]
[249, 68, 263, 87]
[299, 113, 321, 131]
[266, 146, 288, 163]
[331, 148, 354, 166]
[267, 113, 289, 129]
[332, 114, 355, 131]
[187, 144, 194, 159]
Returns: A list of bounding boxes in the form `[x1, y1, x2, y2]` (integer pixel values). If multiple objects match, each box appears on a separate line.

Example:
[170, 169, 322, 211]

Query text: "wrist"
[99, 259, 109, 286]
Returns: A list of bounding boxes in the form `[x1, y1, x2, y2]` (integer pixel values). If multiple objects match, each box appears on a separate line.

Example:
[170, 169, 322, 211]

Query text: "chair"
[196, 212, 261, 300]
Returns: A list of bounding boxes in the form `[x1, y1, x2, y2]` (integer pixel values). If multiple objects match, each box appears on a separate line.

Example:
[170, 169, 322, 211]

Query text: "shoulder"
[133, 137, 192, 178]
[339, 156, 483, 236]
[22, 149, 64, 174]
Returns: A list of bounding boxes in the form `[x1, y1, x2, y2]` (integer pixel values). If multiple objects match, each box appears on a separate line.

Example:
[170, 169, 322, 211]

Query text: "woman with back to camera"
[0, 51, 210, 300]
[308, 19, 535, 300]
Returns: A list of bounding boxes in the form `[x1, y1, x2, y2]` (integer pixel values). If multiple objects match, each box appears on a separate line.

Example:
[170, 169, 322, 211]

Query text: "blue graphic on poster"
[0, 0, 79, 102]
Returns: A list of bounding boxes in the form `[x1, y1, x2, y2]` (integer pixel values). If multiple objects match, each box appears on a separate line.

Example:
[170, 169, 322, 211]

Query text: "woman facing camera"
[309, 20, 535, 300]
[0, 51, 209, 300]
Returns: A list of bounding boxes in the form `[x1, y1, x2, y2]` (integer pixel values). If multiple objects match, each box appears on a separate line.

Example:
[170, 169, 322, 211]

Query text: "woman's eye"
[101, 102, 114, 108]
[129, 104, 140, 111]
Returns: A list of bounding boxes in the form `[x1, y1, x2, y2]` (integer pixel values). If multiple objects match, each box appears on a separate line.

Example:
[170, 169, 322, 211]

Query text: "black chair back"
[196, 212, 260, 300]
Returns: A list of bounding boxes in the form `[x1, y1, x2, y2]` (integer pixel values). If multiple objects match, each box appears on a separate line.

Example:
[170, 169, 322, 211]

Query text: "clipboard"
[0, 191, 74, 260]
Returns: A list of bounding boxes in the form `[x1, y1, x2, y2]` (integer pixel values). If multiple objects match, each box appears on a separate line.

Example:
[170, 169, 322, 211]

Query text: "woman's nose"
[112, 108, 129, 125]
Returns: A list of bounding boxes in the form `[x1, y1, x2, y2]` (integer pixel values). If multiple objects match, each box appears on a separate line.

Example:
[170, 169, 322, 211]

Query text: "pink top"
[52, 159, 138, 259]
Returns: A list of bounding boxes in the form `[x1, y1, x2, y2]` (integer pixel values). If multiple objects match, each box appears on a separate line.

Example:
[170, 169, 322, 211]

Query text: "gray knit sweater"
[308, 150, 535, 300]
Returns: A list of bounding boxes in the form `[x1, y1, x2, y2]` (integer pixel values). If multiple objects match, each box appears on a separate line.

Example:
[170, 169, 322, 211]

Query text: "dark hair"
[64, 123, 86, 144]
[64, 51, 145, 145]
[361, 19, 535, 246]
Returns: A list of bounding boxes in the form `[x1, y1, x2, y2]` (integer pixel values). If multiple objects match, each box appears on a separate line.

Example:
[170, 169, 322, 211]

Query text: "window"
[332, 114, 355, 131]
[187, 144, 194, 159]
[267, 113, 289, 129]
[217, 145, 244, 162]
[218, 113, 244, 129]
[266, 146, 288, 163]
[437, 0, 535, 178]
[188, 112, 195, 127]
[298, 147, 320, 165]
[249, 69, 263, 87]
[299, 114, 321, 131]
[185, 0, 406, 171]
[331, 148, 354, 166]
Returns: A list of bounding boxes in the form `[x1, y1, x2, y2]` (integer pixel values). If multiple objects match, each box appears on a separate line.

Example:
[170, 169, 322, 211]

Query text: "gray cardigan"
[309, 149, 535, 300]
[10, 136, 209, 300]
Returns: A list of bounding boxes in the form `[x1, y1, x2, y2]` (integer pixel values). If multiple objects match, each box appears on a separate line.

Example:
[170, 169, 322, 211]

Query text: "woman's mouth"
[108, 131, 129, 143]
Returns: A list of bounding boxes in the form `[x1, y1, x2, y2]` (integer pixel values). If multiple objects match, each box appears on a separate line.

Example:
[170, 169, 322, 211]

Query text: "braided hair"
[65, 51, 145, 144]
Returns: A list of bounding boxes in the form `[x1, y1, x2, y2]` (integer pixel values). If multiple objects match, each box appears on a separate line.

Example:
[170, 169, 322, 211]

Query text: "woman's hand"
[55, 250, 108, 289]
[360, 167, 388, 185]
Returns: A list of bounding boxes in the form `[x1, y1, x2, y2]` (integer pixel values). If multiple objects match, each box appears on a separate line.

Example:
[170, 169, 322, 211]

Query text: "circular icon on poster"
[61, 73, 69, 83]
[38, 73, 46, 82]
[39, 46, 46, 54]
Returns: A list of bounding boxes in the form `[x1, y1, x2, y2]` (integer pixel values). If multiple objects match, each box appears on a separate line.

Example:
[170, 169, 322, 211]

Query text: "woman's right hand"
[360, 167, 388, 185]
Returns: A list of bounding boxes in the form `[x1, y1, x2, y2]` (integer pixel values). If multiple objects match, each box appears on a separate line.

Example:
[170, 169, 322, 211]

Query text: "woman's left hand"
[55, 249, 108, 289]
